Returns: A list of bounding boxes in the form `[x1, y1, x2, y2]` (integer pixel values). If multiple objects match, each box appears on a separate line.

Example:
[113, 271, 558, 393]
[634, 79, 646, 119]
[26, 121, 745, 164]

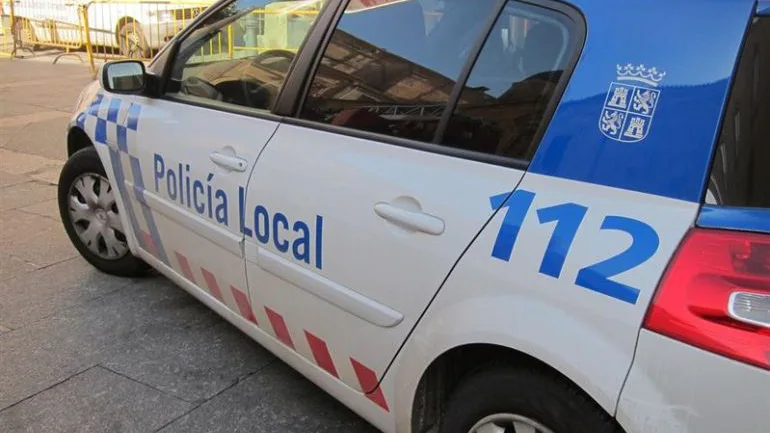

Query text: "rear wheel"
[440, 367, 620, 433]
[118, 21, 150, 59]
[58, 147, 149, 277]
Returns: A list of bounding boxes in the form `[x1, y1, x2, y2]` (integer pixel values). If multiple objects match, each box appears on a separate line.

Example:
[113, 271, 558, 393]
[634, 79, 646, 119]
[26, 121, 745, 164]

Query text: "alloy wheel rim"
[468, 413, 555, 433]
[123, 30, 142, 58]
[68, 173, 128, 260]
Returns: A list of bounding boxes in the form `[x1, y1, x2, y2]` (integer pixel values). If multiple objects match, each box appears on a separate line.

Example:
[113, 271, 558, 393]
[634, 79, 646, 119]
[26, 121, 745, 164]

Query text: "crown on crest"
[616, 64, 667, 87]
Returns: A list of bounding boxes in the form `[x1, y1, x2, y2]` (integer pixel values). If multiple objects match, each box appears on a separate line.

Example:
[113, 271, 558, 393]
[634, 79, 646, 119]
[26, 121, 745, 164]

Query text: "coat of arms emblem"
[599, 64, 666, 143]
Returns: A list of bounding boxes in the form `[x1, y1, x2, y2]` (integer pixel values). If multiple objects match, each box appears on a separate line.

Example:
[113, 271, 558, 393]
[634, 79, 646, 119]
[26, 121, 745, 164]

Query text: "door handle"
[210, 152, 247, 172]
[374, 202, 445, 235]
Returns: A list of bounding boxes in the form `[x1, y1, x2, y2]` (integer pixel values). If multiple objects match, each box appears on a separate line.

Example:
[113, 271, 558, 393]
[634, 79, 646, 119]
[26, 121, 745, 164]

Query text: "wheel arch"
[389, 288, 637, 433]
[64, 130, 144, 259]
[408, 342, 624, 433]
[67, 126, 94, 157]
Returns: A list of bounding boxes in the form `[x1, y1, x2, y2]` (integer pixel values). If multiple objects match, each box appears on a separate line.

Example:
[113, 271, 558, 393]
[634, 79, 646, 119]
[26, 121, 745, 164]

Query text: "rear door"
[243, 0, 582, 398]
[426, 0, 759, 414]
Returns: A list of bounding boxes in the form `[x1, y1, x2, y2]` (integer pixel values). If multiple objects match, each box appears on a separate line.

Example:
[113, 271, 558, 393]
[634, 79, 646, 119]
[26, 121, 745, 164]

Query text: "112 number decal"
[489, 190, 659, 305]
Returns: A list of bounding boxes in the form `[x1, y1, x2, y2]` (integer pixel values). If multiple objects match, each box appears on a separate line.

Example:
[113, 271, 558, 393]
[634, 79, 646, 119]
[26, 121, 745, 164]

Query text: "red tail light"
[644, 228, 770, 370]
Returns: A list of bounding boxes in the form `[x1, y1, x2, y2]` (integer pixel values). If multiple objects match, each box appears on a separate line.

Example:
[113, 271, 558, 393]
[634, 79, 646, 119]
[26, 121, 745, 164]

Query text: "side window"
[300, 0, 500, 143]
[441, 2, 576, 160]
[166, 0, 328, 112]
[706, 15, 770, 206]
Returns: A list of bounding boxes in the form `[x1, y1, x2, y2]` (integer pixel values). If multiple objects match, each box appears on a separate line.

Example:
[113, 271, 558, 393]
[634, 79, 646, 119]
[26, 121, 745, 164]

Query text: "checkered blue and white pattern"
[77, 92, 169, 266]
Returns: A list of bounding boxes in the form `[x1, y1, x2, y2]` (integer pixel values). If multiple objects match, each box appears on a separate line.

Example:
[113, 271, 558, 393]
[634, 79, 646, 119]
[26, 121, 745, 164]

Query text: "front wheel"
[440, 367, 621, 433]
[58, 147, 149, 277]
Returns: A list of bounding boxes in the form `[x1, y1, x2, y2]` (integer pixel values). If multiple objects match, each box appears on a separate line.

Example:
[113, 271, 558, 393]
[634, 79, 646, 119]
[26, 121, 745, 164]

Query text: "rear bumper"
[617, 330, 770, 433]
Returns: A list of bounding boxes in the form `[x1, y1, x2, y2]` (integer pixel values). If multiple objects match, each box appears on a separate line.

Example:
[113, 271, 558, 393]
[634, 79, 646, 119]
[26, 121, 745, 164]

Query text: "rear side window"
[440, 2, 576, 160]
[300, 0, 579, 160]
[300, 0, 499, 143]
[706, 15, 770, 206]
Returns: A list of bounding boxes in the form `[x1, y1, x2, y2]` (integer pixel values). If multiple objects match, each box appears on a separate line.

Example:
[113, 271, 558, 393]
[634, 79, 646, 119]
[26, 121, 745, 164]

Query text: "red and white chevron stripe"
[173, 251, 390, 412]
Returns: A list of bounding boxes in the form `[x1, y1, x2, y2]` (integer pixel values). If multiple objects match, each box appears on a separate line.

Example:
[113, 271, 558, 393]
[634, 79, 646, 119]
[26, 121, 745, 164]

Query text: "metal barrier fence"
[1, 0, 16, 57]
[2, 0, 324, 73]
[82, 0, 212, 62]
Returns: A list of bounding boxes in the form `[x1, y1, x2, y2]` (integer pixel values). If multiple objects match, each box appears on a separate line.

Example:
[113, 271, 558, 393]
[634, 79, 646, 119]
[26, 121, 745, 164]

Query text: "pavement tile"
[0, 180, 57, 211]
[19, 198, 60, 220]
[0, 257, 132, 329]
[0, 110, 69, 129]
[159, 362, 378, 433]
[0, 148, 60, 175]
[103, 293, 275, 403]
[0, 125, 24, 148]
[0, 170, 27, 187]
[29, 166, 63, 185]
[0, 366, 193, 433]
[4, 117, 70, 161]
[0, 210, 78, 267]
[0, 80, 92, 112]
[0, 62, 91, 86]
[0, 252, 38, 282]
[0, 276, 224, 411]
[0, 100, 48, 118]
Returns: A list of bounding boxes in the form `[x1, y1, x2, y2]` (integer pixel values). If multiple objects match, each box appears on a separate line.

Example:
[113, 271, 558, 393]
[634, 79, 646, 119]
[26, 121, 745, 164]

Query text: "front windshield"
[174, 0, 324, 78]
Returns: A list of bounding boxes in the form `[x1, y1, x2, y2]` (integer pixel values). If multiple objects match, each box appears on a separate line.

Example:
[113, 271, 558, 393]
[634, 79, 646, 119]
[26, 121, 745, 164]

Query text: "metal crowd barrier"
[81, 0, 211, 63]
[3, 0, 86, 60]
[2, 0, 322, 74]
[1, 0, 16, 57]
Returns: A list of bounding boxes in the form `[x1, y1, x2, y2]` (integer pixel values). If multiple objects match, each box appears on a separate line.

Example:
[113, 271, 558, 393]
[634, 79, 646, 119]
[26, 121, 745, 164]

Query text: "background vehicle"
[11, 0, 215, 56]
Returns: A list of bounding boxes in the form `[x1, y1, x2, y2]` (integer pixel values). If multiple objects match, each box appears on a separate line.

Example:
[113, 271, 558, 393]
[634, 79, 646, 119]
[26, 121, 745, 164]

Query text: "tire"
[58, 147, 149, 277]
[118, 21, 150, 59]
[440, 367, 621, 433]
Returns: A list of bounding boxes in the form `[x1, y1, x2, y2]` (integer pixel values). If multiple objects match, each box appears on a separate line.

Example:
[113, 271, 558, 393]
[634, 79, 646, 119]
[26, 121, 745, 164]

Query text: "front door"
[243, 0, 580, 403]
[121, 0, 327, 321]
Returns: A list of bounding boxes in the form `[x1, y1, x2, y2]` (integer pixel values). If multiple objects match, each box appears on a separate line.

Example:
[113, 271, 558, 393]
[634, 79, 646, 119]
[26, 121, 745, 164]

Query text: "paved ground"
[0, 58, 378, 432]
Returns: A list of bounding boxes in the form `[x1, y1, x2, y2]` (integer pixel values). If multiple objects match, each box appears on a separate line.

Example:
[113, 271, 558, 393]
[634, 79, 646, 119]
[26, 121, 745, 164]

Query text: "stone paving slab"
[0, 283, 139, 411]
[0, 62, 92, 83]
[0, 111, 70, 129]
[102, 280, 276, 403]
[0, 180, 57, 211]
[0, 148, 61, 175]
[3, 117, 71, 161]
[159, 362, 379, 433]
[0, 125, 25, 148]
[0, 170, 27, 187]
[0, 209, 78, 267]
[0, 366, 194, 433]
[0, 251, 38, 283]
[18, 198, 60, 220]
[0, 257, 133, 330]
[1, 80, 94, 112]
[29, 166, 64, 185]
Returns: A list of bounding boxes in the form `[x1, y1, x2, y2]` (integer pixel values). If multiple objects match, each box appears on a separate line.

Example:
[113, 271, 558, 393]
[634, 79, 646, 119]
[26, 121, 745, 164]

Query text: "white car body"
[61, 0, 770, 432]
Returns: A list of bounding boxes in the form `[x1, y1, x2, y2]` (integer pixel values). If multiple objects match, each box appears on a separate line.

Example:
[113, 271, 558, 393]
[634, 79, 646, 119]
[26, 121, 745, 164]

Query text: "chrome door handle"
[373, 202, 445, 235]
[210, 152, 247, 172]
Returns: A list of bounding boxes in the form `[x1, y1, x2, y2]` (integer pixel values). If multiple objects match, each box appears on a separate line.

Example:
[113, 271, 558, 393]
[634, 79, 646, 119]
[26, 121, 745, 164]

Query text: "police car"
[58, 0, 769, 432]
